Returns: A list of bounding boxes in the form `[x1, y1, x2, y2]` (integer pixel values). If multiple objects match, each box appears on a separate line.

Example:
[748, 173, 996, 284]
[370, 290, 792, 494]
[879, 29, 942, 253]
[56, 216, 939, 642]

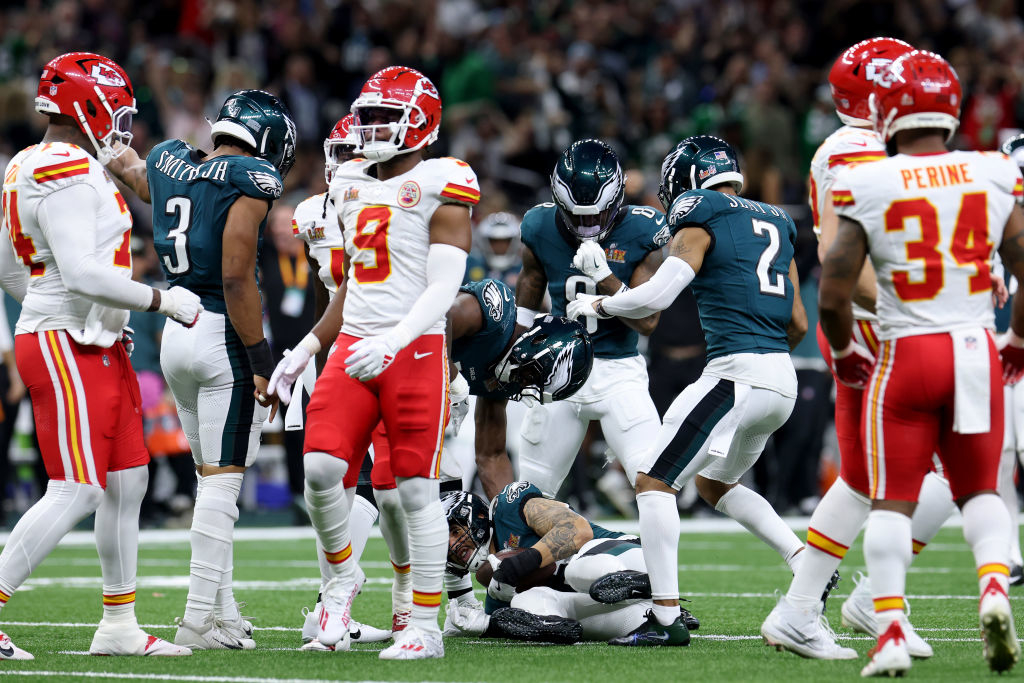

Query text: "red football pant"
[817, 321, 880, 495]
[16, 330, 148, 489]
[304, 333, 449, 483]
[863, 332, 1002, 502]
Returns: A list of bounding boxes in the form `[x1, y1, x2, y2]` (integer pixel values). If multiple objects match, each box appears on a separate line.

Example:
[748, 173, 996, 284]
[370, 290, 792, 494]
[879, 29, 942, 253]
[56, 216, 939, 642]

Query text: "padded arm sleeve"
[391, 243, 468, 347]
[38, 185, 154, 312]
[599, 256, 695, 319]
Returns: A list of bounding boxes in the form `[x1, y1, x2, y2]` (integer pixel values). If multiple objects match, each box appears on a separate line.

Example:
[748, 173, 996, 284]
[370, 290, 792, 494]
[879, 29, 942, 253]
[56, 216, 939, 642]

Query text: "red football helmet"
[829, 37, 914, 126]
[870, 50, 961, 143]
[323, 114, 358, 184]
[34, 52, 136, 163]
[351, 66, 442, 162]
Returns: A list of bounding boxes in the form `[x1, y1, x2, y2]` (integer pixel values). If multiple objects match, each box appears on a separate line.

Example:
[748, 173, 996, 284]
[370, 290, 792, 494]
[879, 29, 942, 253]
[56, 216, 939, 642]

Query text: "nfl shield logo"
[965, 336, 978, 350]
[398, 181, 421, 208]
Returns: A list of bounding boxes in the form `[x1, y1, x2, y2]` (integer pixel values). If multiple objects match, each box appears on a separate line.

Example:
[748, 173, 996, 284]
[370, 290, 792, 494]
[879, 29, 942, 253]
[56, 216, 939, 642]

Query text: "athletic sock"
[714, 485, 803, 569]
[403, 492, 446, 632]
[444, 571, 474, 601]
[184, 473, 242, 624]
[349, 493, 379, 565]
[787, 477, 869, 611]
[375, 486, 411, 612]
[909, 471, 955, 555]
[95, 466, 148, 624]
[997, 447, 1023, 566]
[962, 493, 1012, 595]
[864, 509, 912, 633]
[305, 481, 356, 582]
[636, 490, 680, 626]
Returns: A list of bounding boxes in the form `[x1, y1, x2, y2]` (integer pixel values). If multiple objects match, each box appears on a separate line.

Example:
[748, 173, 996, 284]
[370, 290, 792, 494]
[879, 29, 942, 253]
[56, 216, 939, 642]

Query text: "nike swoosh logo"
[52, 151, 71, 157]
[655, 217, 665, 225]
[503, 290, 510, 301]
[847, 140, 868, 147]
[350, 628, 361, 640]
[647, 632, 670, 641]
[465, 177, 475, 184]
[0, 644, 14, 658]
[414, 351, 433, 359]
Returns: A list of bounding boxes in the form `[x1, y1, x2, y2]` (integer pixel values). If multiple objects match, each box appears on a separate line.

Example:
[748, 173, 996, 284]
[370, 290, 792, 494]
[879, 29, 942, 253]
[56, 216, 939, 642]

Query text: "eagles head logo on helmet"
[494, 316, 594, 405]
[34, 52, 137, 164]
[551, 139, 626, 243]
[210, 89, 298, 177]
[658, 135, 744, 212]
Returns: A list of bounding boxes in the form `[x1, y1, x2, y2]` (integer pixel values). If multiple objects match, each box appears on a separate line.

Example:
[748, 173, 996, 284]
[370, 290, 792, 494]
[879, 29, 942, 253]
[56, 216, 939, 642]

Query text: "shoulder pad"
[667, 190, 713, 232]
[28, 143, 93, 188]
[499, 481, 541, 505]
[231, 157, 283, 200]
[431, 157, 480, 206]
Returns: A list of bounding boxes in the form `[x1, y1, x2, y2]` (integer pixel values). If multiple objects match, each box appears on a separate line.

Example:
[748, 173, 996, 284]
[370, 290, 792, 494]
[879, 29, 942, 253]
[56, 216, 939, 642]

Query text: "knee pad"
[396, 477, 440, 512]
[304, 451, 349, 491]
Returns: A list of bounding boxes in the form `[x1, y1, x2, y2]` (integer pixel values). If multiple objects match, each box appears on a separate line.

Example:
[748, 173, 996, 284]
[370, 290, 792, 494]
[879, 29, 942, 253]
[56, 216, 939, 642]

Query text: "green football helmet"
[494, 315, 594, 404]
[211, 89, 297, 176]
[551, 139, 626, 242]
[1002, 134, 1024, 196]
[658, 135, 744, 211]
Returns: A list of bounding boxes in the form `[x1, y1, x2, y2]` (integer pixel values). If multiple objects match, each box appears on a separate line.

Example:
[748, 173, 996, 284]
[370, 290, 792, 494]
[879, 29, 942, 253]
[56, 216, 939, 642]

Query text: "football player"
[464, 211, 523, 287]
[106, 89, 297, 649]
[515, 139, 665, 498]
[0, 52, 201, 658]
[441, 485, 700, 644]
[820, 50, 1024, 676]
[570, 135, 808, 646]
[263, 66, 476, 659]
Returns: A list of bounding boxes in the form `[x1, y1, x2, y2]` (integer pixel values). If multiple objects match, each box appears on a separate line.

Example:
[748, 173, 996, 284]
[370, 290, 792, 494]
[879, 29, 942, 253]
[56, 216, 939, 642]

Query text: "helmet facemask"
[353, 103, 426, 162]
[441, 492, 491, 577]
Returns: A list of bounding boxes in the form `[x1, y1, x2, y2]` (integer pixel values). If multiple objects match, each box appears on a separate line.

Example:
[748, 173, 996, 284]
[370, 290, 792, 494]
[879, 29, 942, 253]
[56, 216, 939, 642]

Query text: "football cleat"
[608, 610, 690, 647]
[980, 577, 1021, 673]
[90, 621, 191, 656]
[680, 605, 701, 632]
[589, 570, 652, 604]
[392, 609, 411, 633]
[761, 595, 857, 660]
[841, 573, 931, 658]
[379, 624, 444, 660]
[821, 569, 841, 612]
[1009, 564, 1024, 587]
[861, 621, 912, 677]
[299, 638, 334, 652]
[300, 603, 320, 644]
[217, 602, 255, 650]
[489, 607, 583, 645]
[173, 615, 246, 650]
[350, 619, 392, 643]
[318, 577, 357, 648]
[0, 631, 32, 660]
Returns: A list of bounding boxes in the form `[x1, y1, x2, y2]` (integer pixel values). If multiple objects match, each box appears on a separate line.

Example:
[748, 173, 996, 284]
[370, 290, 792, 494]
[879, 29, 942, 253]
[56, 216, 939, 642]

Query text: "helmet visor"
[107, 105, 136, 157]
[557, 203, 620, 241]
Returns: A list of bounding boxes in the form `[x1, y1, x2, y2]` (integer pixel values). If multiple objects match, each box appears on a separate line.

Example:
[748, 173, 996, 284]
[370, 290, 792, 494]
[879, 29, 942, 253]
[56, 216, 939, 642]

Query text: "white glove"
[566, 293, 610, 321]
[157, 286, 203, 328]
[442, 594, 490, 637]
[344, 330, 407, 381]
[573, 240, 612, 282]
[268, 349, 311, 405]
[449, 372, 470, 436]
[119, 326, 135, 358]
[486, 554, 516, 602]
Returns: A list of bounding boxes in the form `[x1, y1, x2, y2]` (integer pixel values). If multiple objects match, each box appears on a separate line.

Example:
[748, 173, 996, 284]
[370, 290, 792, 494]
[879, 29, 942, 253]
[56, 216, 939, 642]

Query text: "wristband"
[517, 306, 539, 327]
[245, 339, 276, 379]
[595, 298, 610, 319]
[297, 332, 322, 356]
[494, 547, 543, 586]
[830, 342, 856, 359]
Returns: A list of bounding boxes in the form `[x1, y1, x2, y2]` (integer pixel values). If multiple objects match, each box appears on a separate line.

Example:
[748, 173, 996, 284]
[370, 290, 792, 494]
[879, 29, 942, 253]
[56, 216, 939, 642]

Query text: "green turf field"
[0, 524, 1016, 682]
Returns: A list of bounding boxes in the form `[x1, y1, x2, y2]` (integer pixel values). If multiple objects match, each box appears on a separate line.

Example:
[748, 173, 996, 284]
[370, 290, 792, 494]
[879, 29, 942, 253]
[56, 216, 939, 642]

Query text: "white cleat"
[173, 615, 247, 650]
[301, 603, 321, 644]
[842, 573, 932, 658]
[317, 577, 357, 649]
[299, 638, 335, 652]
[861, 621, 912, 677]
[761, 595, 857, 660]
[980, 577, 1021, 673]
[379, 624, 444, 660]
[91, 621, 191, 656]
[0, 631, 33, 660]
[350, 619, 392, 643]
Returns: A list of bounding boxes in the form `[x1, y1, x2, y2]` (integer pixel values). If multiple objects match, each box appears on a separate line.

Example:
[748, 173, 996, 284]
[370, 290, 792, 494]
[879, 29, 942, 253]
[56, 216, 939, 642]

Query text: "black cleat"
[589, 570, 652, 604]
[489, 608, 583, 645]
[1010, 564, 1024, 587]
[609, 610, 690, 647]
[821, 570, 841, 611]
[680, 604, 700, 631]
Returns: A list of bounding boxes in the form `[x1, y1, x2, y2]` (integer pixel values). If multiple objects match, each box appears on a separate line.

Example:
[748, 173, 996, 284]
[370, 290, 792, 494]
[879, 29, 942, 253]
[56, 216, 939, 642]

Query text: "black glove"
[492, 547, 543, 588]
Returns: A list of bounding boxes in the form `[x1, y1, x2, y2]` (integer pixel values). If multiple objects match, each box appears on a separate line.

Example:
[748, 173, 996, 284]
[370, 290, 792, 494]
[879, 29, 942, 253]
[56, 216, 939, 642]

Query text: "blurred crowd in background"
[0, 0, 1022, 526]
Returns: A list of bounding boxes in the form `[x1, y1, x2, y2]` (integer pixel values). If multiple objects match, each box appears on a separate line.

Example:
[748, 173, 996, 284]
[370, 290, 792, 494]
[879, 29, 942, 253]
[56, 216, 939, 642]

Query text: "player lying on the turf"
[440, 484, 700, 645]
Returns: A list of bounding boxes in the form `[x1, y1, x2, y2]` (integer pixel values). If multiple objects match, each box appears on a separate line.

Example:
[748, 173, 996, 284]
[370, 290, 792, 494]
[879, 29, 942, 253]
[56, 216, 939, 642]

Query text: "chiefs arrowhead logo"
[90, 63, 126, 88]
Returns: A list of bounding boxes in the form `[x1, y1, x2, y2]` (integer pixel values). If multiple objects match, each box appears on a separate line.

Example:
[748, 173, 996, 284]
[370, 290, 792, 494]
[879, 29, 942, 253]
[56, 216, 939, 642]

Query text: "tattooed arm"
[818, 216, 868, 351]
[522, 497, 594, 566]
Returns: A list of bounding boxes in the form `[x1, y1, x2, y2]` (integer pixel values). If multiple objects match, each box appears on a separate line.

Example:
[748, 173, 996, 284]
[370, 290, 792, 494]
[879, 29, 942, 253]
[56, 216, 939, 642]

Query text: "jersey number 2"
[752, 219, 786, 297]
[163, 197, 192, 274]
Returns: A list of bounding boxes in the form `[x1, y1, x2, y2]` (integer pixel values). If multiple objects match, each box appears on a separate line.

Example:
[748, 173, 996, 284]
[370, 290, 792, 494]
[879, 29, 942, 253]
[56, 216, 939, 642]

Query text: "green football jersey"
[146, 139, 283, 314]
[667, 189, 796, 360]
[519, 203, 668, 359]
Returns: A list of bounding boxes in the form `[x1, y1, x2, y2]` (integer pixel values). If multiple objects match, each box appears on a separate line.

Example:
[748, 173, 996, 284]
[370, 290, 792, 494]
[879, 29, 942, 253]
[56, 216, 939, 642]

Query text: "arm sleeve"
[37, 185, 154, 312]
[391, 243, 468, 346]
[0, 227, 28, 303]
[599, 256, 695, 319]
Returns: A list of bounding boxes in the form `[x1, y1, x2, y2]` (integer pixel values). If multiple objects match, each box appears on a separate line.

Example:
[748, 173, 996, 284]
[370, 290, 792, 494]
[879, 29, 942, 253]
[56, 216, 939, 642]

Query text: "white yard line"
[0, 672, 474, 683]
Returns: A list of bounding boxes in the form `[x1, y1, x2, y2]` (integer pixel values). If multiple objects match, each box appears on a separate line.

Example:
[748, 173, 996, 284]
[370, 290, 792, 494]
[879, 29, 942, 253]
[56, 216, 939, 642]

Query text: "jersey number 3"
[163, 197, 192, 274]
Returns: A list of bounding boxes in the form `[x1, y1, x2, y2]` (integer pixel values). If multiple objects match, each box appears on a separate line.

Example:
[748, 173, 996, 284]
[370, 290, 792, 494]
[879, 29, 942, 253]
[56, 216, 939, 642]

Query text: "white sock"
[215, 567, 240, 623]
[398, 478, 445, 632]
[304, 452, 355, 583]
[714, 485, 802, 569]
[909, 472, 955, 555]
[444, 571, 473, 599]
[350, 493, 379, 565]
[184, 472, 242, 623]
[0, 480, 103, 606]
[636, 490, 680, 625]
[962, 493, 1012, 594]
[864, 509, 912, 632]
[95, 466, 148, 624]
[787, 477, 869, 611]
[997, 449, 1023, 565]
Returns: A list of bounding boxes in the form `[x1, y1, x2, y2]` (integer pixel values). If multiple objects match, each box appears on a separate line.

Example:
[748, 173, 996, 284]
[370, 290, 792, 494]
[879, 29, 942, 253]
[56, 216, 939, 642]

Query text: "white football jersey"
[809, 126, 887, 236]
[292, 192, 345, 295]
[833, 151, 1023, 340]
[329, 156, 479, 338]
[1, 142, 133, 346]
